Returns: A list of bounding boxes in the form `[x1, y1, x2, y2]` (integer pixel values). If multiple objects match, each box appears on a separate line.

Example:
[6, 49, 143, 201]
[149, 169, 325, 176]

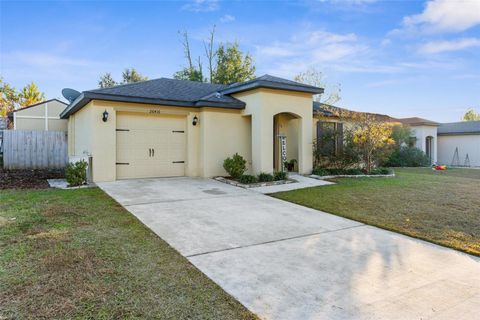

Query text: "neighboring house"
[397, 117, 439, 164]
[61, 75, 323, 182]
[437, 121, 480, 167]
[8, 99, 68, 131]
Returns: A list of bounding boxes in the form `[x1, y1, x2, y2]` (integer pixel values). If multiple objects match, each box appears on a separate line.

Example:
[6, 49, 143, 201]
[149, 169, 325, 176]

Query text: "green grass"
[272, 168, 480, 256]
[0, 188, 257, 320]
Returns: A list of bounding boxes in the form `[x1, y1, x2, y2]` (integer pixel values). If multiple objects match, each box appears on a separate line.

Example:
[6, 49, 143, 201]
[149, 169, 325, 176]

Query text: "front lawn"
[0, 188, 257, 319]
[272, 168, 480, 256]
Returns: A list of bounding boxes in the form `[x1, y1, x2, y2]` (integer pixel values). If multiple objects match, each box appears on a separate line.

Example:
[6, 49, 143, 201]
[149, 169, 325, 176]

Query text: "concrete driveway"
[99, 177, 480, 320]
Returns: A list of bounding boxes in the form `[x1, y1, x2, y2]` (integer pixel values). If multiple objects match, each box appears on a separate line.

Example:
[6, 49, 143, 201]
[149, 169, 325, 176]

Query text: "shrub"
[239, 174, 258, 184]
[223, 153, 247, 179]
[257, 172, 274, 182]
[312, 168, 329, 176]
[384, 147, 430, 167]
[313, 167, 364, 176]
[273, 171, 288, 181]
[345, 168, 363, 175]
[370, 167, 391, 175]
[65, 160, 88, 187]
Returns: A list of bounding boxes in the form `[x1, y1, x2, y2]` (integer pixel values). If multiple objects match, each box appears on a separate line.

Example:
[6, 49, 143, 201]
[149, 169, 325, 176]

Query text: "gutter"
[220, 80, 324, 95]
[60, 92, 246, 119]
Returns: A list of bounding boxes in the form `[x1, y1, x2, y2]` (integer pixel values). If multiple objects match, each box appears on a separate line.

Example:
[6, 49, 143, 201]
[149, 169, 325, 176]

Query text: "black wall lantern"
[102, 110, 109, 122]
[192, 115, 199, 126]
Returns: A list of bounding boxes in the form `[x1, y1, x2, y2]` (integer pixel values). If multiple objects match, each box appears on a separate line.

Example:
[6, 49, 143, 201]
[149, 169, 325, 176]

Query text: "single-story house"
[437, 121, 480, 167]
[8, 99, 68, 131]
[61, 75, 323, 182]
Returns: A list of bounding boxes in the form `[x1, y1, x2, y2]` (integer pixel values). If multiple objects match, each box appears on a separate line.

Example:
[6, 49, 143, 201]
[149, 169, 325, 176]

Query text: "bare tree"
[203, 25, 216, 83]
[294, 67, 341, 105]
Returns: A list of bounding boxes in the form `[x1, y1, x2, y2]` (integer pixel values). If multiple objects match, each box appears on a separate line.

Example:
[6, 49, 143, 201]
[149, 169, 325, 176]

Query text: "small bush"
[384, 147, 430, 167]
[223, 153, 247, 179]
[273, 171, 288, 181]
[238, 174, 258, 184]
[370, 167, 391, 175]
[345, 168, 363, 175]
[65, 160, 88, 187]
[312, 168, 329, 176]
[257, 172, 274, 182]
[312, 167, 364, 176]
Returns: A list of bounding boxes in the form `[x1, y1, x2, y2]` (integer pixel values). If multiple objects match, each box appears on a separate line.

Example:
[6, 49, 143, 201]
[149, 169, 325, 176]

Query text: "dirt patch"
[0, 169, 64, 189]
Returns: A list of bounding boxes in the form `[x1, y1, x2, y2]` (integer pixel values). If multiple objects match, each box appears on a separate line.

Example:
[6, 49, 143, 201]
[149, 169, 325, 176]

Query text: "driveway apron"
[99, 177, 480, 320]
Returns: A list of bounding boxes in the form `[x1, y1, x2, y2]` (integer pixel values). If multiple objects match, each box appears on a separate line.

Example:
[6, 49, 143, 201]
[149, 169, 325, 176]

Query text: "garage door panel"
[116, 113, 186, 179]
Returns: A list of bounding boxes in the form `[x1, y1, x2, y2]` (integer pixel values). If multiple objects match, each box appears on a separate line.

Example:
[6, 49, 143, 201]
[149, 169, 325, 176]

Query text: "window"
[316, 121, 344, 156]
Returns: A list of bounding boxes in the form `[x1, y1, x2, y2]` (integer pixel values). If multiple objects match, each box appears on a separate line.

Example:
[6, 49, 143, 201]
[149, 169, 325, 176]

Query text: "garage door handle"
[152, 148, 154, 157]
[149, 148, 152, 157]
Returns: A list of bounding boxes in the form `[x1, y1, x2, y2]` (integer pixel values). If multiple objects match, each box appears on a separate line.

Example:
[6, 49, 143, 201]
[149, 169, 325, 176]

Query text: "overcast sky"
[1, 0, 479, 122]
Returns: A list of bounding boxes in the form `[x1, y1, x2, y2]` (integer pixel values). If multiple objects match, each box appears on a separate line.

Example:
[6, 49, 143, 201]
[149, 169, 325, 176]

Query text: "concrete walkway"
[250, 173, 333, 194]
[98, 177, 480, 320]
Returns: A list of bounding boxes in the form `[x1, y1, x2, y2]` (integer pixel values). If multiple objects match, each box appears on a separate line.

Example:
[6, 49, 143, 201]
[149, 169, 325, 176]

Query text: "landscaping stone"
[310, 172, 395, 180]
[47, 179, 94, 189]
[214, 176, 296, 189]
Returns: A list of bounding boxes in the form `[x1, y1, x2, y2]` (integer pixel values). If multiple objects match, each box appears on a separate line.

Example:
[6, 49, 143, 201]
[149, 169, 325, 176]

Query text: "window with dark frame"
[316, 121, 344, 156]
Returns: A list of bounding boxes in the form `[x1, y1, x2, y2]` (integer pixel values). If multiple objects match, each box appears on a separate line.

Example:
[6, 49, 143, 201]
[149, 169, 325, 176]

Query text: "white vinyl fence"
[2, 130, 68, 169]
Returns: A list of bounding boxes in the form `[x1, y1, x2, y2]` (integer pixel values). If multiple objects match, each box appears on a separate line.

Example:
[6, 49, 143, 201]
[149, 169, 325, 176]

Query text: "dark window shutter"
[336, 122, 344, 155]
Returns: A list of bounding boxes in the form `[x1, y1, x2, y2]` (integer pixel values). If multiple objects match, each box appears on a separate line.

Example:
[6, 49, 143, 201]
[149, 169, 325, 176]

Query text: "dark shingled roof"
[60, 75, 323, 118]
[438, 121, 480, 135]
[397, 117, 439, 126]
[89, 78, 229, 102]
[220, 74, 324, 95]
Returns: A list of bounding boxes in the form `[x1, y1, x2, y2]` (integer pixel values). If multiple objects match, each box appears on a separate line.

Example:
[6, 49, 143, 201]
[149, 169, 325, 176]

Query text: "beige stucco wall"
[200, 109, 252, 177]
[68, 100, 252, 182]
[233, 88, 313, 174]
[67, 88, 315, 182]
[14, 100, 68, 131]
[410, 125, 438, 163]
[437, 134, 480, 167]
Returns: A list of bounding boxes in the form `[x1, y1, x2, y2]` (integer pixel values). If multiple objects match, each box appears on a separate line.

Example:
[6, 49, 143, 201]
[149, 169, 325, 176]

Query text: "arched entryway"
[273, 112, 301, 172]
[426, 136, 434, 163]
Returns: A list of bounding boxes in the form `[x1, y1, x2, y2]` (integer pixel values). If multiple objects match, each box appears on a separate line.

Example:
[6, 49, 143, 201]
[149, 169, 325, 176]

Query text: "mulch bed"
[0, 169, 65, 189]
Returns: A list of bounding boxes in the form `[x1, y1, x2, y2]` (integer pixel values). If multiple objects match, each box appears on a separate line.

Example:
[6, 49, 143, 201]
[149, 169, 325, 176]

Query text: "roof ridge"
[440, 120, 480, 125]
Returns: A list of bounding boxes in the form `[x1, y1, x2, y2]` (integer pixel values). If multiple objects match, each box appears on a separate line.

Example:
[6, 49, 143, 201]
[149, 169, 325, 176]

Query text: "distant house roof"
[438, 121, 480, 135]
[60, 75, 324, 119]
[7, 99, 68, 119]
[313, 102, 398, 122]
[397, 117, 439, 126]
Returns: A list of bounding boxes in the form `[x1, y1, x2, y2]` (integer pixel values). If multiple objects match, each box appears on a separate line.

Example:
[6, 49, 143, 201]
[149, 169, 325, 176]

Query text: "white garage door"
[116, 112, 186, 179]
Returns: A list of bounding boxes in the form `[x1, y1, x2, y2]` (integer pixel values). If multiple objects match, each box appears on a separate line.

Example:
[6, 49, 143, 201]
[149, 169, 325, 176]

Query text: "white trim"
[14, 115, 61, 119]
[13, 112, 16, 130]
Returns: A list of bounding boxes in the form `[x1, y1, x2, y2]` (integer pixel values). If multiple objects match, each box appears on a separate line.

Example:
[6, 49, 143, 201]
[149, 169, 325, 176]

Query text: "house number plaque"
[279, 135, 287, 172]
